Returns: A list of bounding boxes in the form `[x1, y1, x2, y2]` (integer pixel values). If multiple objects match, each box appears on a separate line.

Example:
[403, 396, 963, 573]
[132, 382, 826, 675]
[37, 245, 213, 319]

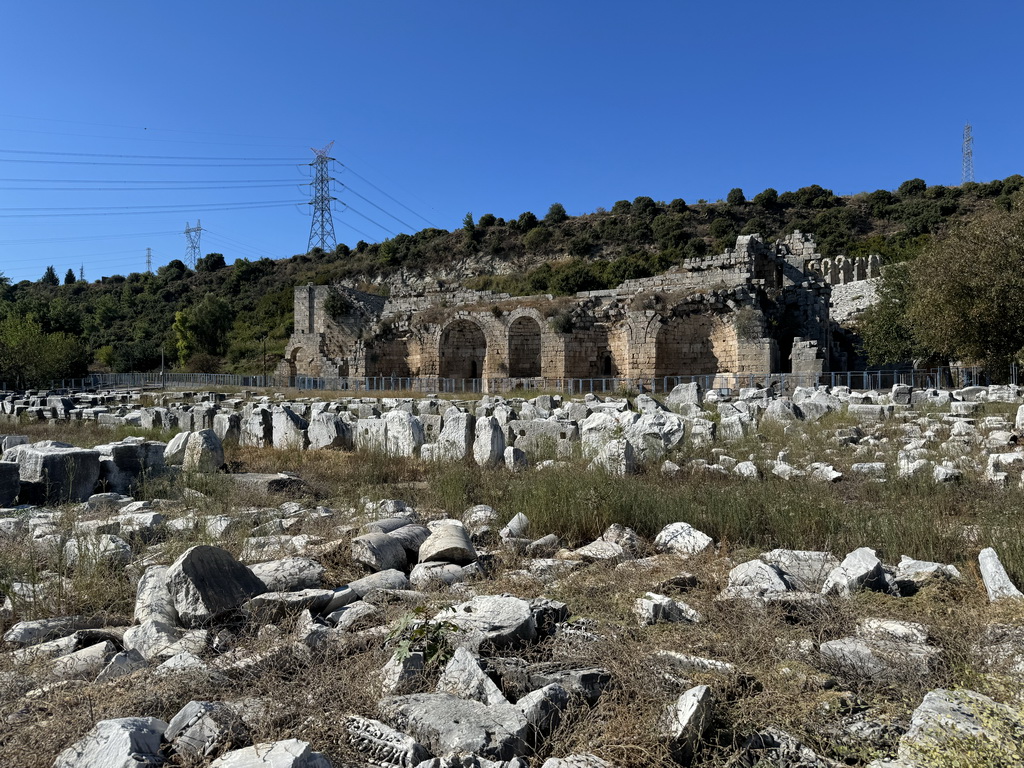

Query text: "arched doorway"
[655, 313, 734, 376]
[440, 320, 487, 380]
[508, 316, 542, 377]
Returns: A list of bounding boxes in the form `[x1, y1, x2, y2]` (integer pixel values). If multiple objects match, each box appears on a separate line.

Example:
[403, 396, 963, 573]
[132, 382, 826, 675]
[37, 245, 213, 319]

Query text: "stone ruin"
[280, 232, 878, 390]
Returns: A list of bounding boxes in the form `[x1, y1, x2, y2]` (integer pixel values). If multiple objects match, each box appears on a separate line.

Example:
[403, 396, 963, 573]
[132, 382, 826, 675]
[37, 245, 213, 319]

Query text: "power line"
[338, 201, 396, 237]
[0, 158, 304, 167]
[338, 183, 418, 231]
[0, 201, 305, 218]
[338, 163, 437, 227]
[0, 183, 302, 192]
[0, 148, 305, 161]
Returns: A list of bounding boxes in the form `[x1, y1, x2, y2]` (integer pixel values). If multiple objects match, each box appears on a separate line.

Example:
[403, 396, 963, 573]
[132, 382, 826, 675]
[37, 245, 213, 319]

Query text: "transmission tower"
[184, 220, 202, 268]
[307, 141, 337, 254]
[79, 264, 84, 282]
[962, 122, 975, 185]
[146, 247, 152, 274]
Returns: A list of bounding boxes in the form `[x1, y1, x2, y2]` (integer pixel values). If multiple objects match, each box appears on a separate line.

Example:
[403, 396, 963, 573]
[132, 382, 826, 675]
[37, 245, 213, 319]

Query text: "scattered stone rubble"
[4, 380, 1024, 504]
[0, 482, 1022, 766]
[3, 382, 1024, 765]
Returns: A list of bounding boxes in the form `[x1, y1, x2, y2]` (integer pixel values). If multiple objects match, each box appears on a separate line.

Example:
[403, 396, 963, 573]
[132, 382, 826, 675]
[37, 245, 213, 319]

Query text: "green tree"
[544, 202, 568, 224]
[0, 313, 89, 388]
[41, 266, 59, 286]
[726, 188, 746, 205]
[517, 211, 538, 231]
[462, 212, 475, 234]
[752, 188, 778, 208]
[172, 293, 232, 366]
[64, 269, 76, 285]
[905, 209, 1024, 377]
[897, 178, 927, 197]
[196, 253, 226, 272]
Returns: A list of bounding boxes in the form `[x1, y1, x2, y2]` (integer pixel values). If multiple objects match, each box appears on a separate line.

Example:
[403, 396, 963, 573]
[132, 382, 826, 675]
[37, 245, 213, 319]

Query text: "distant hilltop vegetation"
[0, 176, 1020, 386]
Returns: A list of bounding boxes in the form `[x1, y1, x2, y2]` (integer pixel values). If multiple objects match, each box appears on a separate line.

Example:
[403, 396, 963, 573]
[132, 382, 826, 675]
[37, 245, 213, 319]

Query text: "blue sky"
[0, 1, 1021, 284]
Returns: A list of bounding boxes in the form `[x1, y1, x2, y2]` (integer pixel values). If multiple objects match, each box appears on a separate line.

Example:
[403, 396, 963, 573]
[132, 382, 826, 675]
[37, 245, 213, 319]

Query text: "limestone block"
[209, 739, 332, 768]
[418, 524, 478, 566]
[53, 717, 168, 768]
[383, 410, 425, 457]
[307, 412, 352, 450]
[273, 408, 309, 451]
[473, 416, 505, 468]
[212, 412, 241, 444]
[821, 547, 886, 597]
[183, 429, 225, 473]
[167, 545, 267, 627]
[654, 522, 714, 556]
[164, 431, 191, 464]
[2, 441, 100, 503]
[978, 547, 1024, 601]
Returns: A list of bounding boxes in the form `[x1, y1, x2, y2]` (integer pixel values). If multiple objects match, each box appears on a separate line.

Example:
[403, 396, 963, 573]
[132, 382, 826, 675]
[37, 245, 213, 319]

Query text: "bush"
[727, 188, 746, 205]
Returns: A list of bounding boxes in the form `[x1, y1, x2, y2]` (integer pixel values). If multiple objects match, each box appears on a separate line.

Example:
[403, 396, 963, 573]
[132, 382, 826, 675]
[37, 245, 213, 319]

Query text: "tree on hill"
[64, 269, 76, 285]
[861, 208, 1024, 380]
[40, 266, 59, 286]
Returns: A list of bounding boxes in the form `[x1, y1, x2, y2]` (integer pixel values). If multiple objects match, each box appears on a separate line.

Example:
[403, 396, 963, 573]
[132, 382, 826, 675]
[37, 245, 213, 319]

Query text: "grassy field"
[0, 402, 1023, 766]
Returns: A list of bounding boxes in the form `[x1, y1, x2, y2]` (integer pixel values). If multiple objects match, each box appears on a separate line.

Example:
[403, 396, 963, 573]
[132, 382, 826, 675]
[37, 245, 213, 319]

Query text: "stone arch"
[507, 315, 542, 377]
[654, 310, 739, 377]
[286, 346, 305, 378]
[439, 319, 487, 380]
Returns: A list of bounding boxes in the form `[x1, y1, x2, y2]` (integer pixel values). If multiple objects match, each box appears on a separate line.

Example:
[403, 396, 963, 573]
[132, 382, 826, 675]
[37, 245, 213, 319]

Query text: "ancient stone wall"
[280, 233, 847, 385]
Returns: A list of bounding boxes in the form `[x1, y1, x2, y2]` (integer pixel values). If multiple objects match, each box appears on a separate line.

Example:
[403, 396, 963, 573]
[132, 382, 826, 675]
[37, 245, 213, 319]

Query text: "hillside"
[1, 176, 1020, 383]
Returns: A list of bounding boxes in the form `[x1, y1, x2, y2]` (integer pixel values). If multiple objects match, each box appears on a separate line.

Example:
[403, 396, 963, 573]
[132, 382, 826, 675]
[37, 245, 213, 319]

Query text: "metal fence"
[47, 364, 1015, 397]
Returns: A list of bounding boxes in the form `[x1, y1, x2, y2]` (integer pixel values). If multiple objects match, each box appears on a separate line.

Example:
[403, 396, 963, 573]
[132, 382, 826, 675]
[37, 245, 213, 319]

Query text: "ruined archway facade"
[281, 231, 855, 384]
[440, 319, 487, 380]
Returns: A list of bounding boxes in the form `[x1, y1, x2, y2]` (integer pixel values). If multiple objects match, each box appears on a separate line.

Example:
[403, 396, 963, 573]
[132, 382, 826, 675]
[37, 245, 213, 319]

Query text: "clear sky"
[1, 1, 1021, 284]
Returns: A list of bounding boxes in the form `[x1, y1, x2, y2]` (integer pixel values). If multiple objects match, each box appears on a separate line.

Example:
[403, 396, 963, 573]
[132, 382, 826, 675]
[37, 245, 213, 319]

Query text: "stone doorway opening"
[440, 320, 487, 380]
[508, 316, 542, 377]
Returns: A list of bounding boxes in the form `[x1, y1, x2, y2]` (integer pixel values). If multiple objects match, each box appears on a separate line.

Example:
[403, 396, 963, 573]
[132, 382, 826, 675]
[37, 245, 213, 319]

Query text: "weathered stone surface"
[436, 646, 507, 705]
[978, 547, 1024, 601]
[661, 684, 713, 759]
[654, 522, 714, 556]
[3, 615, 104, 646]
[760, 549, 839, 592]
[348, 569, 409, 597]
[418, 524, 478, 566]
[166, 700, 249, 761]
[434, 595, 538, 651]
[474, 416, 505, 468]
[0, 460, 20, 506]
[634, 592, 702, 625]
[123, 619, 182, 662]
[897, 688, 1024, 764]
[53, 717, 167, 768]
[343, 716, 430, 768]
[894, 555, 961, 595]
[588, 438, 636, 475]
[273, 407, 310, 451]
[307, 412, 352, 450]
[210, 738, 333, 767]
[821, 547, 887, 596]
[383, 410, 425, 458]
[164, 431, 191, 464]
[380, 693, 528, 761]
[820, 637, 940, 681]
[249, 557, 325, 592]
[2, 441, 100, 502]
[64, 533, 132, 569]
[352, 532, 408, 572]
[728, 560, 789, 594]
[183, 429, 225, 472]
[167, 545, 268, 627]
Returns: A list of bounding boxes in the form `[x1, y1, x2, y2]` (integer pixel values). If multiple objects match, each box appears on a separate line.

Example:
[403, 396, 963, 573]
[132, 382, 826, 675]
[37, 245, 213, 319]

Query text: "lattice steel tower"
[962, 122, 975, 184]
[307, 141, 337, 253]
[184, 220, 202, 268]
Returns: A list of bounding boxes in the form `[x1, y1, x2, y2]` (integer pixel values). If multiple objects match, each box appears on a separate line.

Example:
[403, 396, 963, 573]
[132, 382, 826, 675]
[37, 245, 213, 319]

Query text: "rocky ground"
[1, 382, 1024, 767]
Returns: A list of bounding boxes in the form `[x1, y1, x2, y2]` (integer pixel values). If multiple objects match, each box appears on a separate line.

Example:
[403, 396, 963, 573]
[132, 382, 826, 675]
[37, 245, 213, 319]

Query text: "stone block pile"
[2, 487, 1023, 766]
